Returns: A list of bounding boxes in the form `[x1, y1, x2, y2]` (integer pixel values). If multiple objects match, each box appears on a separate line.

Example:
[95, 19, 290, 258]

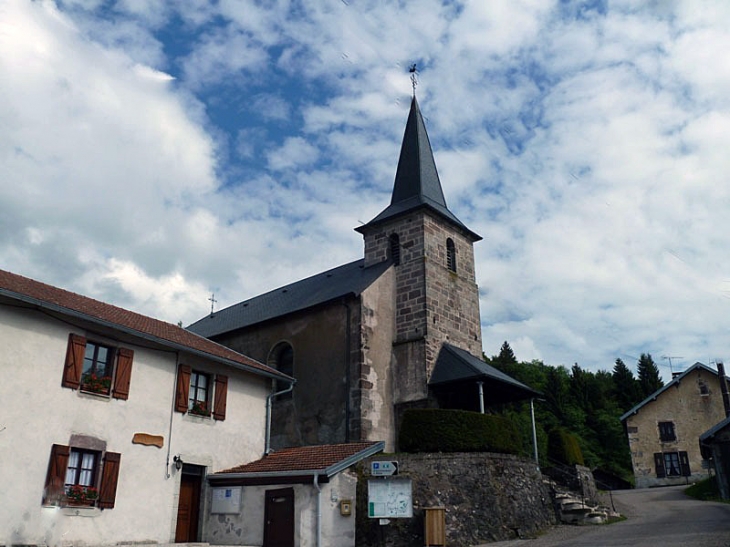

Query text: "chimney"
[717, 362, 730, 418]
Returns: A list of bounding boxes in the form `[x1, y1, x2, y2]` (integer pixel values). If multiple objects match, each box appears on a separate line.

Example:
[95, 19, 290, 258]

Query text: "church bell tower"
[356, 97, 483, 407]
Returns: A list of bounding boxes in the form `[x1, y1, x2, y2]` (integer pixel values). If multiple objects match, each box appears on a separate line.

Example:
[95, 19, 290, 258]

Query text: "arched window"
[268, 342, 294, 398]
[389, 233, 401, 266]
[446, 238, 456, 272]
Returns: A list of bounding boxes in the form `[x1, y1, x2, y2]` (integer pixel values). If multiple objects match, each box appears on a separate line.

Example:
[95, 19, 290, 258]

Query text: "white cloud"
[4, 0, 730, 382]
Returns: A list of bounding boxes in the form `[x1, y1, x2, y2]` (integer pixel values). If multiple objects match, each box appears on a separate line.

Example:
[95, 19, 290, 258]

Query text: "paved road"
[478, 486, 730, 547]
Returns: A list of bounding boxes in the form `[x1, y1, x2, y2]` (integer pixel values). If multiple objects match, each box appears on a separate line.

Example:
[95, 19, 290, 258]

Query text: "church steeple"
[356, 97, 481, 241]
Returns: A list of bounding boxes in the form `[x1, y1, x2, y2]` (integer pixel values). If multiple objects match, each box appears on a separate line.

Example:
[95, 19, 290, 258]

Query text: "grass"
[684, 476, 728, 502]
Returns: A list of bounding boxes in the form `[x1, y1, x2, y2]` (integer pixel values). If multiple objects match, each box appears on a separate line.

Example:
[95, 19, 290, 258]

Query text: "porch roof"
[209, 442, 385, 485]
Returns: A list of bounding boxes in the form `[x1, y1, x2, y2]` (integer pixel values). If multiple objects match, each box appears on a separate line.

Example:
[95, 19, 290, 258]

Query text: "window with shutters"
[62, 333, 134, 400]
[654, 451, 690, 478]
[174, 363, 228, 421]
[658, 421, 676, 442]
[42, 444, 121, 508]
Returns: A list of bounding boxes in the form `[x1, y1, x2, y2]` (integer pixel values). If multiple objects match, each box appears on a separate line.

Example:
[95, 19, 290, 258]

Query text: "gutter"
[1, 290, 289, 382]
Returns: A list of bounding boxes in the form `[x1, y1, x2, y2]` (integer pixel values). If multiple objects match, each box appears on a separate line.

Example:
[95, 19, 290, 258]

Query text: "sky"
[2, 0, 730, 380]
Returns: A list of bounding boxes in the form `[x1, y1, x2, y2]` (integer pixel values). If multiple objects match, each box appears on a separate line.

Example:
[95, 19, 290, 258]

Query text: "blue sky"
[2, 0, 730, 379]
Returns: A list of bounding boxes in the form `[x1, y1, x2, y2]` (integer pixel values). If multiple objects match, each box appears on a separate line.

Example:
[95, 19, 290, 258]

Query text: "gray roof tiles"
[356, 97, 481, 241]
[187, 259, 391, 338]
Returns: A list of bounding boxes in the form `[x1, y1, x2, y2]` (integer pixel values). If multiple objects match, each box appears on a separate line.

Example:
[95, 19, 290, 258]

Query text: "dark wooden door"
[263, 487, 295, 547]
[175, 470, 202, 541]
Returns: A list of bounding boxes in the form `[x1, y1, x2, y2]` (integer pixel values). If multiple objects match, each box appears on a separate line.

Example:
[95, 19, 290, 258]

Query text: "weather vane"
[409, 63, 418, 97]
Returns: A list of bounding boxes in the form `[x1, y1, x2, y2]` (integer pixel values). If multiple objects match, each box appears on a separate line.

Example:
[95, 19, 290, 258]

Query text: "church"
[188, 96, 537, 451]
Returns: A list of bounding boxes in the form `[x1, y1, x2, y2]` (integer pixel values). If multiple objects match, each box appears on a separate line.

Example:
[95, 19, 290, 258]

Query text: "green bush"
[547, 428, 584, 466]
[398, 409, 521, 454]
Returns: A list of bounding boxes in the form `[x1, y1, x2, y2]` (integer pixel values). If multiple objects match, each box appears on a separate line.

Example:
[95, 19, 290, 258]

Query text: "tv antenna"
[661, 355, 683, 374]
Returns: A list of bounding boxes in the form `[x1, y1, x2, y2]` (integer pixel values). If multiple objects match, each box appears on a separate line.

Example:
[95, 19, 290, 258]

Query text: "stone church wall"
[356, 453, 555, 547]
[212, 299, 359, 449]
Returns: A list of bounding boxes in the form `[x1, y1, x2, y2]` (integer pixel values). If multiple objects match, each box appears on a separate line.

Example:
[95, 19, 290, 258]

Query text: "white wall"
[0, 304, 270, 546]
[204, 470, 358, 547]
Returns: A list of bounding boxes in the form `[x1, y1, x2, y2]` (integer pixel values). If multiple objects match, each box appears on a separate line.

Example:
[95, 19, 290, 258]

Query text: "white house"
[0, 268, 292, 546]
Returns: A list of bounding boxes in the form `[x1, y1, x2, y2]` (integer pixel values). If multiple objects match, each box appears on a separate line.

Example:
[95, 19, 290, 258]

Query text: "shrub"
[398, 409, 521, 454]
[547, 428, 584, 466]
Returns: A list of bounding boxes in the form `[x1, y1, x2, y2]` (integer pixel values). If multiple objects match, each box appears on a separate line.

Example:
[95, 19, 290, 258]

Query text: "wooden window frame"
[658, 421, 676, 442]
[42, 444, 121, 508]
[62, 333, 134, 400]
[175, 364, 228, 421]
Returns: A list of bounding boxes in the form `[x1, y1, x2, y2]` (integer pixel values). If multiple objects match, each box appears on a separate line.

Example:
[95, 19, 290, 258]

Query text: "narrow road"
[479, 486, 730, 547]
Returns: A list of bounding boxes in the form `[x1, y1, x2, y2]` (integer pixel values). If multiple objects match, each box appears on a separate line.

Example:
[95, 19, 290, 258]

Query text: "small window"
[446, 238, 456, 272]
[389, 233, 401, 266]
[65, 449, 99, 504]
[658, 421, 676, 442]
[663, 452, 681, 476]
[699, 381, 709, 396]
[43, 444, 121, 508]
[62, 334, 134, 400]
[174, 364, 228, 420]
[188, 371, 210, 416]
[81, 342, 114, 395]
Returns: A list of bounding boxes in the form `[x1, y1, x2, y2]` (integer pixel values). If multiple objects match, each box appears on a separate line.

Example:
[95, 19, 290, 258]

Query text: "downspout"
[341, 299, 351, 443]
[165, 352, 181, 479]
[530, 398, 539, 469]
[313, 473, 322, 547]
[265, 379, 296, 455]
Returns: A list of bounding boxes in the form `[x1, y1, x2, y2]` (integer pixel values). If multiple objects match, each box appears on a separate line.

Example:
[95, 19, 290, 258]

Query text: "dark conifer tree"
[612, 358, 640, 410]
[637, 353, 664, 398]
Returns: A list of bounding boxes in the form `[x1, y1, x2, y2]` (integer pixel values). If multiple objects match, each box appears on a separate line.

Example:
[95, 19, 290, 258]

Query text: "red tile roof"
[217, 442, 383, 475]
[0, 268, 288, 380]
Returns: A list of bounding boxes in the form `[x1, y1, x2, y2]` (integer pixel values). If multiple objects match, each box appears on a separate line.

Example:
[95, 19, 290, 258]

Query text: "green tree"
[612, 358, 640, 411]
[637, 353, 663, 398]
[493, 341, 517, 368]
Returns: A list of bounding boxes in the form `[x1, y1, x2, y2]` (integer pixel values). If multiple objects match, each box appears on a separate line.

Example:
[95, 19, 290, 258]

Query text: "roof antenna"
[409, 63, 418, 97]
[208, 292, 218, 317]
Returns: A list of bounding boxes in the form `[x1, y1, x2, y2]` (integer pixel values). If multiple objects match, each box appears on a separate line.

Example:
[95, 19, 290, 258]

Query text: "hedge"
[547, 427, 585, 466]
[399, 409, 522, 454]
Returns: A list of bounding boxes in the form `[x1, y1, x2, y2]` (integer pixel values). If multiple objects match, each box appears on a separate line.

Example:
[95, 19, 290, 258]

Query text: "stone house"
[620, 363, 726, 488]
[188, 97, 538, 452]
[0, 268, 291, 546]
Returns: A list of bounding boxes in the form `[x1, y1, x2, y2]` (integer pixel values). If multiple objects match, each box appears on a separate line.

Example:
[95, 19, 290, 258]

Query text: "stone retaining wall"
[356, 452, 555, 547]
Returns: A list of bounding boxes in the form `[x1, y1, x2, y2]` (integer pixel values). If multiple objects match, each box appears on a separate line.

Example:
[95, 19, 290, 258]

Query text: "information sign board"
[368, 478, 412, 518]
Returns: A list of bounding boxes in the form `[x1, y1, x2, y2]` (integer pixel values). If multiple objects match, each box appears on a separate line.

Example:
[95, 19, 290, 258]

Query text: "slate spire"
[357, 97, 480, 241]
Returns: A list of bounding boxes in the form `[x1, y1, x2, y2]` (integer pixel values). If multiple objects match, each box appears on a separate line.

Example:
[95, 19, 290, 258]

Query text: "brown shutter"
[62, 334, 86, 389]
[98, 452, 121, 509]
[175, 364, 191, 413]
[213, 374, 228, 421]
[654, 452, 666, 478]
[679, 451, 691, 477]
[42, 444, 70, 506]
[112, 348, 134, 400]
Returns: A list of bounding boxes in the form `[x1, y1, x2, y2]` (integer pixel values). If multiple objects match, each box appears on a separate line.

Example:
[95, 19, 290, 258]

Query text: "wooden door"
[175, 469, 202, 541]
[263, 487, 295, 547]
